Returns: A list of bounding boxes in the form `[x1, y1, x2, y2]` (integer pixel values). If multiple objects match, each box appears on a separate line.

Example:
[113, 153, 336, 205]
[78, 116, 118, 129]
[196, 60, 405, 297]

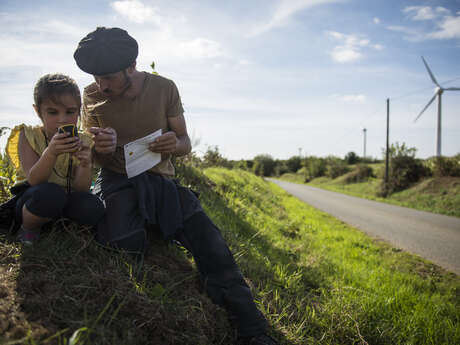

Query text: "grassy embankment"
[1, 167, 459, 344]
[280, 163, 460, 217]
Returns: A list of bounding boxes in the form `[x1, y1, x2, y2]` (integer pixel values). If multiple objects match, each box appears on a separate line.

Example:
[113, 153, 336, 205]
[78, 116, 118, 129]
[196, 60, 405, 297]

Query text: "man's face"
[94, 70, 131, 99]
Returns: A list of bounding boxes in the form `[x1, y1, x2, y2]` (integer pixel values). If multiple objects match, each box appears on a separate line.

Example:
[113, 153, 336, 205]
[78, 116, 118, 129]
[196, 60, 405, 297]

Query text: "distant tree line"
[176, 144, 460, 198]
[188, 146, 379, 178]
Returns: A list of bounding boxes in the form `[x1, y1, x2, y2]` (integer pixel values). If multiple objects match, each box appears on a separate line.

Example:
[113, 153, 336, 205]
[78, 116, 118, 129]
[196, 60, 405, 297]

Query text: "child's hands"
[47, 132, 80, 157]
[73, 145, 92, 168]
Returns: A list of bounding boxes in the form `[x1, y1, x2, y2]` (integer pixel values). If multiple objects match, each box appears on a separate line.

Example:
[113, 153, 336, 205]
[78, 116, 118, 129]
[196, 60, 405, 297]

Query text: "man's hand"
[89, 127, 117, 154]
[149, 131, 178, 154]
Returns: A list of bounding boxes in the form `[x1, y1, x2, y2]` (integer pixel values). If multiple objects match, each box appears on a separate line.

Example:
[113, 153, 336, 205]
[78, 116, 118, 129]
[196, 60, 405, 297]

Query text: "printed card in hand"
[124, 129, 162, 178]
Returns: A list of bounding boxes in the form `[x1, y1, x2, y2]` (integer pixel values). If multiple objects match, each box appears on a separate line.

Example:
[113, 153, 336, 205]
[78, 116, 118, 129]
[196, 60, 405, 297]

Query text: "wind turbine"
[414, 56, 460, 157]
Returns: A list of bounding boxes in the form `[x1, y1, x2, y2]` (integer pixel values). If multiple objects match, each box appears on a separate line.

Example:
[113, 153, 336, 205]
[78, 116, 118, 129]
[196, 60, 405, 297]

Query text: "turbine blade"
[421, 56, 440, 87]
[445, 87, 460, 91]
[414, 93, 437, 123]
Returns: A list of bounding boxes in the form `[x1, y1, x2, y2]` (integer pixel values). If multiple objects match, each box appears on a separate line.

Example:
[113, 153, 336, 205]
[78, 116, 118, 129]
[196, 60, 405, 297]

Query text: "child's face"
[34, 93, 79, 138]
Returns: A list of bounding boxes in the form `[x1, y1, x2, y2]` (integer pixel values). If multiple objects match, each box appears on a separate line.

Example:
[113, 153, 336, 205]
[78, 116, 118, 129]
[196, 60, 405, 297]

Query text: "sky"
[1, 0, 459, 160]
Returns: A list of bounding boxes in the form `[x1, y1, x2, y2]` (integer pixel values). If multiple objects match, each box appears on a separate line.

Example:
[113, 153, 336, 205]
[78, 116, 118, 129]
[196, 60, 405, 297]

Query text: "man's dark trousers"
[175, 210, 267, 337]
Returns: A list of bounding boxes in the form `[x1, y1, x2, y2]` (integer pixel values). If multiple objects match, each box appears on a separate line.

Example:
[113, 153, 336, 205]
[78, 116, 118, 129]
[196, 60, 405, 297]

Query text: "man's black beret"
[73, 27, 138, 75]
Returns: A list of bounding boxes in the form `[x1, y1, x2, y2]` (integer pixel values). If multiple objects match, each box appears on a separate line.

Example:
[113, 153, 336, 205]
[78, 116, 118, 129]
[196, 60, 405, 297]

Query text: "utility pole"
[362, 128, 367, 159]
[298, 147, 302, 158]
[384, 98, 390, 196]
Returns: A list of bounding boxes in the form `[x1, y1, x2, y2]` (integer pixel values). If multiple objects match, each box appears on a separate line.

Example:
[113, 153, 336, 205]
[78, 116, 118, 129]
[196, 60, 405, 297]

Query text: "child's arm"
[72, 145, 93, 192]
[18, 129, 80, 185]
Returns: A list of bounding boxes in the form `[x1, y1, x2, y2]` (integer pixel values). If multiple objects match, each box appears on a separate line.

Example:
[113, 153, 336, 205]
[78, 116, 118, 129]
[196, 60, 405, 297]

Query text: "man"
[74, 27, 278, 345]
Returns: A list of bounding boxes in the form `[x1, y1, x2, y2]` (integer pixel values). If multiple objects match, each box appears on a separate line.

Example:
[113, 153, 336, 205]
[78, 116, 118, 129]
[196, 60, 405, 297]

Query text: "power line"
[330, 106, 384, 150]
[325, 75, 460, 157]
[390, 75, 460, 102]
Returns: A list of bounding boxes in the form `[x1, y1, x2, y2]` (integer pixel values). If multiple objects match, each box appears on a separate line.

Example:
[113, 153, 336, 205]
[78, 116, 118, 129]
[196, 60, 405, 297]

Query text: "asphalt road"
[269, 179, 460, 275]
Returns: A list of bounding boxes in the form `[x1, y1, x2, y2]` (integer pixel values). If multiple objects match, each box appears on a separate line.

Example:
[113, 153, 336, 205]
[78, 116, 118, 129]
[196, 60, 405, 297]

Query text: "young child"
[6, 73, 105, 245]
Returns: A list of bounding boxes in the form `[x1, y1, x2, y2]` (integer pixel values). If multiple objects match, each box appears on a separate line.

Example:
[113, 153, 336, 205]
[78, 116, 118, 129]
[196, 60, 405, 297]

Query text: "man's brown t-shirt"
[82, 72, 184, 177]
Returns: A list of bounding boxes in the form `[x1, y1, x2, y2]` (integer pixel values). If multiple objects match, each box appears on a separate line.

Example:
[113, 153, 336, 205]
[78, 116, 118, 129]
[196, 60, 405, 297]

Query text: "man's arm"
[149, 114, 191, 157]
[82, 100, 117, 157]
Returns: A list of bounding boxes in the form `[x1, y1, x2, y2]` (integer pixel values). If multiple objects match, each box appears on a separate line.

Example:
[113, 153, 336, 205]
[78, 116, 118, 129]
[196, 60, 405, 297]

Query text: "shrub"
[360, 156, 381, 164]
[274, 161, 289, 177]
[285, 156, 302, 173]
[253, 160, 262, 176]
[344, 151, 360, 164]
[233, 160, 248, 170]
[201, 146, 232, 169]
[426, 156, 460, 177]
[252, 154, 276, 176]
[388, 156, 427, 192]
[326, 158, 350, 179]
[380, 142, 429, 195]
[345, 164, 374, 183]
[303, 156, 327, 180]
[0, 155, 15, 201]
[296, 167, 311, 182]
[0, 128, 15, 201]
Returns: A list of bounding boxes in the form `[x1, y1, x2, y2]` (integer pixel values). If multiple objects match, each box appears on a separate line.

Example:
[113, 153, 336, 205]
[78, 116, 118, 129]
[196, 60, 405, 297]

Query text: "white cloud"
[404, 6, 437, 21]
[391, 7, 460, 41]
[0, 19, 85, 70]
[436, 7, 451, 15]
[331, 46, 362, 63]
[336, 94, 366, 104]
[111, 0, 162, 25]
[403, 6, 451, 21]
[428, 14, 460, 39]
[109, 3, 230, 62]
[373, 17, 380, 24]
[328, 31, 344, 40]
[327, 31, 383, 63]
[249, 0, 343, 36]
[387, 25, 426, 42]
[177, 38, 223, 59]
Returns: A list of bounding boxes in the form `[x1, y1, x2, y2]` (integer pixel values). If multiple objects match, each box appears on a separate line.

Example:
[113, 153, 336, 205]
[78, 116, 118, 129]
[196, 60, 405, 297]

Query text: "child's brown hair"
[33, 73, 81, 112]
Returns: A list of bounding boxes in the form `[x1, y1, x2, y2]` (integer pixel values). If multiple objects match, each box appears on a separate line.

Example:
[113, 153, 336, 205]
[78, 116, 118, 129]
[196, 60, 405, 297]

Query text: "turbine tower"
[414, 56, 460, 157]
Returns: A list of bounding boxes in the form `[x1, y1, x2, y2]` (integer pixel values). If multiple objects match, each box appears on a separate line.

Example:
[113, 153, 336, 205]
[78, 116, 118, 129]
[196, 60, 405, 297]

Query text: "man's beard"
[103, 73, 132, 99]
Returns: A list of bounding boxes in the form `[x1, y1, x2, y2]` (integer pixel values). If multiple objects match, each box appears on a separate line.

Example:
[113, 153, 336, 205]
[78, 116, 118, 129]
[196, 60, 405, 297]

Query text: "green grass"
[200, 168, 459, 344]
[279, 171, 460, 218]
[1, 167, 459, 344]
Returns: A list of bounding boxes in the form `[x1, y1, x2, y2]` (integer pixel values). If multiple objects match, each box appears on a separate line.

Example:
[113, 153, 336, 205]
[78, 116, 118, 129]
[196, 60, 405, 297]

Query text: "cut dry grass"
[1, 221, 232, 345]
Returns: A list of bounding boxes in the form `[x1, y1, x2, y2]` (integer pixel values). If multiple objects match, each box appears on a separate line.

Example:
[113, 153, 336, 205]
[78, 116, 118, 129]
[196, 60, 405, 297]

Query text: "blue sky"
[1, 0, 459, 160]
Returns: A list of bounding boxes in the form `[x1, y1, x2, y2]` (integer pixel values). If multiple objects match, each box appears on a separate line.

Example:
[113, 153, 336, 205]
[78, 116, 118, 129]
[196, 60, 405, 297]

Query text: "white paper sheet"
[124, 129, 162, 178]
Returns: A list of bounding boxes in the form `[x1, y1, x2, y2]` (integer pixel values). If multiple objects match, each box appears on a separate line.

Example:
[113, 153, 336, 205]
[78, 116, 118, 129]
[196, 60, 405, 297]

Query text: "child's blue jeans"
[15, 182, 104, 226]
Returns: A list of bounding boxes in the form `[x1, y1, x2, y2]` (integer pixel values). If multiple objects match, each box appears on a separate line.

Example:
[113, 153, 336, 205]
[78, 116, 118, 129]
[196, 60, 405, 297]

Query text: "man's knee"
[65, 192, 105, 225]
[183, 212, 233, 256]
[96, 187, 147, 253]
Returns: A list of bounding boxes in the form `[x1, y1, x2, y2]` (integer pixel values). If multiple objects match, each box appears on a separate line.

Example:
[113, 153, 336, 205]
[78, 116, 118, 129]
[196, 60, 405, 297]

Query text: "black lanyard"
[43, 132, 73, 194]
